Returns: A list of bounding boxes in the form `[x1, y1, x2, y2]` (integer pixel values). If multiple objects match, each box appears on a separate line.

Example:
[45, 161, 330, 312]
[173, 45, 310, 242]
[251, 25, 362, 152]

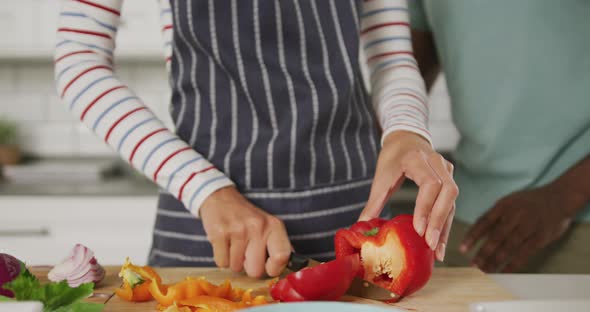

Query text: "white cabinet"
[0, 196, 158, 265]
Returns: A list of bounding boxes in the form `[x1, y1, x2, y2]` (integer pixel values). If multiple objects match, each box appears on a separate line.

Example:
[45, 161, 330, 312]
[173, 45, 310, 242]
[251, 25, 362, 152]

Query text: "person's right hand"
[199, 186, 292, 278]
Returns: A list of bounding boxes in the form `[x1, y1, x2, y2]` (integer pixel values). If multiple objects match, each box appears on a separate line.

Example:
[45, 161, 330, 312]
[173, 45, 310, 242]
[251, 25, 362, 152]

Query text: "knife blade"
[287, 252, 396, 301]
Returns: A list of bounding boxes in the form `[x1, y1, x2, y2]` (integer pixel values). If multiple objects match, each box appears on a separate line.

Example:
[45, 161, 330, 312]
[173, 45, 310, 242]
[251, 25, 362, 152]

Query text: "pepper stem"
[364, 227, 379, 237]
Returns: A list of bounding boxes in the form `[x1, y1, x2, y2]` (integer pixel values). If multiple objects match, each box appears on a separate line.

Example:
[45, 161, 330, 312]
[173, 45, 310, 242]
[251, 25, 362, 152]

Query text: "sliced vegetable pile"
[0, 253, 103, 312]
[335, 214, 434, 302]
[48, 244, 105, 288]
[115, 258, 269, 311]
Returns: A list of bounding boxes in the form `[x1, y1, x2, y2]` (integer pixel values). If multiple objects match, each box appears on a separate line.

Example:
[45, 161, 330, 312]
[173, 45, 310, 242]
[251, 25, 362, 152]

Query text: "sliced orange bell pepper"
[149, 277, 270, 308]
[117, 258, 272, 309]
[115, 258, 162, 302]
[114, 279, 153, 302]
[177, 296, 242, 312]
[149, 277, 207, 306]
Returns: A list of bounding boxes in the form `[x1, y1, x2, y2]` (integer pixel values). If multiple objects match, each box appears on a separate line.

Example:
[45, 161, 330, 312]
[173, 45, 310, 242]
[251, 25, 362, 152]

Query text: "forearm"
[360, 0, 432, 146]
[55, 0, 233, 214]
[548, 155, 590, 217]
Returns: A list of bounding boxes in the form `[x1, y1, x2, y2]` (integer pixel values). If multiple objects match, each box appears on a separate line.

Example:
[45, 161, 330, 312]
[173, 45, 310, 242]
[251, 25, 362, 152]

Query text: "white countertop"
[490, 274, 590, 299]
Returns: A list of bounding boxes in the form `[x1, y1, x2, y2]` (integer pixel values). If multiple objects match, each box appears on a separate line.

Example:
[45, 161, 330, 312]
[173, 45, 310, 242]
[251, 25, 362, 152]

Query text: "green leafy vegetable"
[0, 295, 15, 302]
[5, 268, 41, 301]
[2, 267, 104, 312]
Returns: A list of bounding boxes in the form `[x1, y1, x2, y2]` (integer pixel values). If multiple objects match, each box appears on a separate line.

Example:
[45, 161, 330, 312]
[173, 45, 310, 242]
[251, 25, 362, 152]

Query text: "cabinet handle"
[0, 228, 50, 237]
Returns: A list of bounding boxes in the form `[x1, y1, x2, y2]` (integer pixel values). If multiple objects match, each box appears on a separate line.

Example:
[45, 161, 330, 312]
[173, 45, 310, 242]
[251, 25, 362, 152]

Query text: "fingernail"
[414, 217, 426, 236]
[436, 243, 446, 262]
[459, 244, 467, 254]
[428, 229, 440, 250]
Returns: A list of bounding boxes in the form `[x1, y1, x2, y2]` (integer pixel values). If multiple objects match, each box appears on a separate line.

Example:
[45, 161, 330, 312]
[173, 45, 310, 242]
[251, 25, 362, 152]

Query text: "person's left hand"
[460, 185, 578, 273]
[359, 130, 458, 262]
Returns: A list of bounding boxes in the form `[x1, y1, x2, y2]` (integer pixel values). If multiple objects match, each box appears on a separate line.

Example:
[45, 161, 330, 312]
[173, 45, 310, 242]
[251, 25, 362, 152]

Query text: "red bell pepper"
[335, 214, 434, 302]
[270, 254, 360, 302]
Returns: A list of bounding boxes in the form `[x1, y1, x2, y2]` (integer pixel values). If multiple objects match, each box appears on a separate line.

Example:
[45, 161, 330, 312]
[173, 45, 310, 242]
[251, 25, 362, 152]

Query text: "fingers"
[402, 151, 443, 238]
[244, 237, 267, 278]
[229, 238, 247, 272]
[265, 218, 292, 277]
[436, 204, 455, 261]
[360, 166, 404, 222]
[472, 227, 513, 272]
[501, 236, 539, 273]
[424, 154, 459, 251]
[210, 238, 229, 268]
[460, 207, 501, 254]
[473, 216, 520, 272]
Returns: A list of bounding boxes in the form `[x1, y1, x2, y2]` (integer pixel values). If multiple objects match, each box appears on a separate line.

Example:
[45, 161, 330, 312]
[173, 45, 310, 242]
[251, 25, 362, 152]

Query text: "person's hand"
[359, 130, 458, 262]
[460, 184, 580, 273]
[199, 186, 292, 278]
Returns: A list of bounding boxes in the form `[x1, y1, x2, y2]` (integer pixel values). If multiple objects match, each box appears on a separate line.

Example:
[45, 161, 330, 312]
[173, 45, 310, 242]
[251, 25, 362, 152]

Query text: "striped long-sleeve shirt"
[55, 0, 430, 216]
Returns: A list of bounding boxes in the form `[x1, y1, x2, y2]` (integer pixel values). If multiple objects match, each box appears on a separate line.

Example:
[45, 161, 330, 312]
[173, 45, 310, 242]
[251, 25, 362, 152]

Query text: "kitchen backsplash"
[0, 62, 458, 156]
[0, 61, 173, 157]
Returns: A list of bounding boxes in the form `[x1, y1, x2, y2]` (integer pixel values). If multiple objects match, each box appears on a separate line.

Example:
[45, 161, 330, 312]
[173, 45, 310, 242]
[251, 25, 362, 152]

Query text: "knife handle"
[287, 252, 309, 271]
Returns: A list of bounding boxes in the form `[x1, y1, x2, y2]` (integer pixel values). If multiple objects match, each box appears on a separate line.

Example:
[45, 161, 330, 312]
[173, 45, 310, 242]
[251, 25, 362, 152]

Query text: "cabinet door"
[0, 196, 158, 265]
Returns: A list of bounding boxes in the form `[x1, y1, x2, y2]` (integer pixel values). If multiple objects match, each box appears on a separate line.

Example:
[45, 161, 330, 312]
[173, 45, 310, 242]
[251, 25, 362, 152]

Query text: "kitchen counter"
[28, 266, 514, 312]
[0, 158, 157, 196]
[0, 178, 157, 196]
[490, 274, 590, 300]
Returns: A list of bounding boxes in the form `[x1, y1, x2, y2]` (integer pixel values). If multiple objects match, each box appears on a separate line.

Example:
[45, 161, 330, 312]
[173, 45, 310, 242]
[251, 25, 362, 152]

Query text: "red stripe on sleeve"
[372, 64, 419, 79]
[58, 28, 112, 40]
[129, 128, 167, 163]
[385, 104, 427, 119]
[361, 22, 410, 35]
[162, 25, 173, 32]
[74, 0, 120, 16]
[394, 92, 427, 105]
[367, 51, 413, 63]
[80, 85, 126, 121]
[386, 112, 426, 123]
[153, 147, 192, 181]
[60, 65, 111, 97]
[178, 166, 216, 201]
[105, 107, 147, 142]
[55, 50, 94, 63]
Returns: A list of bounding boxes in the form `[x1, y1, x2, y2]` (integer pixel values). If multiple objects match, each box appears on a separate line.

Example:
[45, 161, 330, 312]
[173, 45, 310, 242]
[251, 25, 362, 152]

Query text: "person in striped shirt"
[55, 0, 458, 277]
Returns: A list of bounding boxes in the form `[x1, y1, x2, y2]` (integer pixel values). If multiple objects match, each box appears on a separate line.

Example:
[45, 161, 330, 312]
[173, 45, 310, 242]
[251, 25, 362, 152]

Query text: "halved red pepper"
[270, 254, 360, 302]
[335, 214, 434, 302]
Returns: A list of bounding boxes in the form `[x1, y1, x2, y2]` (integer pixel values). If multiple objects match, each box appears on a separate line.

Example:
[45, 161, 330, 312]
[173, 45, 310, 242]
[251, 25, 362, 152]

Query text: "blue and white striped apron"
[149, 0, 380, 266]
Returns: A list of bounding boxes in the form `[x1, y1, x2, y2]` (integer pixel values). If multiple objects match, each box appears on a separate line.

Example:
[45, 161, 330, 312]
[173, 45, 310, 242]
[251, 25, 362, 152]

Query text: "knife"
[288, 252, 395, 301]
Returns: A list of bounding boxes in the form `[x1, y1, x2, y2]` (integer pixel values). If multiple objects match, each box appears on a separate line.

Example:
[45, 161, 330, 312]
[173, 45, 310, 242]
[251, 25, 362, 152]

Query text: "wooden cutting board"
[31, 266, 514, 312]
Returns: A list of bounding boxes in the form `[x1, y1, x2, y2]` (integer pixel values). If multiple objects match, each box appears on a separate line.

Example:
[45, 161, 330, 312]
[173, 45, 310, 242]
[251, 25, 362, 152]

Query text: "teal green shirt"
[409, 0, 590, 223]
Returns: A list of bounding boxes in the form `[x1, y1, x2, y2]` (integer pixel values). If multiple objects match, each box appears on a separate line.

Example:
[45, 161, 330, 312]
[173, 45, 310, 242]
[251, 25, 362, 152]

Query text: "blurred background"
[0, 0, 458, 265]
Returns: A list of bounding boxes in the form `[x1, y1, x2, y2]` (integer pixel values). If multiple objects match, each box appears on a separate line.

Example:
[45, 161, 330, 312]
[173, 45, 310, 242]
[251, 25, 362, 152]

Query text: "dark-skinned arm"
[411, 29, 440, 91]
[461, 154, 590, 272]
[550, 155, 590, 216]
